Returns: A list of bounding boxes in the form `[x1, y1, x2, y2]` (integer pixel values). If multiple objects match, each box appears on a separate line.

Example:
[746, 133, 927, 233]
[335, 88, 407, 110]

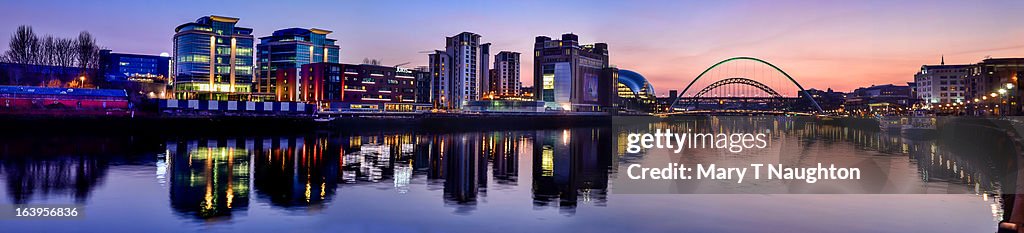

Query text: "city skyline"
[3, 0, 1024, 93]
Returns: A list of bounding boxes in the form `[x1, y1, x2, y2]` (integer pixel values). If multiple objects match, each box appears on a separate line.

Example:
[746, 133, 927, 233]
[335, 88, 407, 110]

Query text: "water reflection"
[0, 117, 1021, 231]
[167, 140, 251, 221]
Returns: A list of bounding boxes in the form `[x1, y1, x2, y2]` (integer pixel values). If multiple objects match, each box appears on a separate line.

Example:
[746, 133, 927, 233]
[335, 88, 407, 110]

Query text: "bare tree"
[4, 25, 40, 65]
[2, 25, 101, 86]
[76, 31, 99, 69]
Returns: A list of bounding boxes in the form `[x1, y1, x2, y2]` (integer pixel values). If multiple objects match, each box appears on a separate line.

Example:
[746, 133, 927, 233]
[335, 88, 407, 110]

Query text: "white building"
[491, 51, 521, 96]
[429, 32, 491, 109]
[914, 57, 970, 105]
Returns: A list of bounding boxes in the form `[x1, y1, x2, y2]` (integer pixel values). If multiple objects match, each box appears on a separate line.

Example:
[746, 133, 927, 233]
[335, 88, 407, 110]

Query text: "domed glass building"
[617, 69, 656, 111]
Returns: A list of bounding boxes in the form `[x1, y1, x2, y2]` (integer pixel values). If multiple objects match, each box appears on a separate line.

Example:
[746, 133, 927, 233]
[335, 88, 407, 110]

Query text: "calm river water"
[0, 117, 1015, 232]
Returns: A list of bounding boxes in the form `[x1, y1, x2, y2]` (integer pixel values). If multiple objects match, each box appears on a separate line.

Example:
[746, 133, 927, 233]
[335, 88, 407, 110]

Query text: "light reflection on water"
[0, 117, 1014, 232]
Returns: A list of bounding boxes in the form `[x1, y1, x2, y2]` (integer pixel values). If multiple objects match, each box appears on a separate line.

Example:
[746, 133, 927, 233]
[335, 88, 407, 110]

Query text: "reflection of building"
[617, 69, 656, 112]
[172, 15, 256, 100]
[442, 133, 485, 213]
[966, 58, 1024, 116]
[255, 28, 340, 99]
[844, 84, 914, 115]
[533, 33, 615, 112]
[299, 63, 419, 111]
[252, 136, 339, 209]
[482, 132, 524, 184]
[167, 140, 250, 220]
[532, 128, 610, 214]
[98, 50, 171, 100]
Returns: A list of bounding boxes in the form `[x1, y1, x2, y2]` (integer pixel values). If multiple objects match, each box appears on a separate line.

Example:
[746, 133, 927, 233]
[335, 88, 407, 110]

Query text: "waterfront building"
[844, 84, 914, 115]
[98, 50, 171, 99]
[914, 57, 970, 107]
[533, 33, 615, 112]
[617, 69, 656, 112]
[300, 62, 418, 111]
[489, 51, 521, 97]
[653, 90, 679, 113]
[428, 32, 490, 109]
[965, 58, 1024, 116]
[172, 15, 256, 100]
[256, 28, 340, 101]
[413, 66, 432, 105]
[427, 50, 452, 109]
[798, 88, 846, 113]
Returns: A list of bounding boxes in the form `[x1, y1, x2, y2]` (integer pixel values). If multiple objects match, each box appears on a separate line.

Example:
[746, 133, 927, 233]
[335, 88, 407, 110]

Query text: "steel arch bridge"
[668, 57, 823, 114]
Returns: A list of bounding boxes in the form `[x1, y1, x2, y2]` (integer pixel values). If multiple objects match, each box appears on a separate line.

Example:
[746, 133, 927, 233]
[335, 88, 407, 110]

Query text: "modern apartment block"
[256, 28, 340, 101]
[172, 15, 255, 100]
[533, 33, 615, 111]
[914, 57, 969, 105]
[299, 62, 418, 111]
[428, 32, 490, 109]
[428, 50, 452, 108]
[489, 51, 521, 97]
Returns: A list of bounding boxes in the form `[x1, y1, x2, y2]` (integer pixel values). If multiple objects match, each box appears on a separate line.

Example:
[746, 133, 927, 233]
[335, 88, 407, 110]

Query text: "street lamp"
[999, 89, 1008, 95]
[1008, 83, 1015, 89]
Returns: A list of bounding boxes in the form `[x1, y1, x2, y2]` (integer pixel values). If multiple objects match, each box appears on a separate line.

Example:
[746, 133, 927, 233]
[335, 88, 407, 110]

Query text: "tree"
[1, 25, 102, 86]
[76, 31, 99, 70]
[4, 25, 40, 65]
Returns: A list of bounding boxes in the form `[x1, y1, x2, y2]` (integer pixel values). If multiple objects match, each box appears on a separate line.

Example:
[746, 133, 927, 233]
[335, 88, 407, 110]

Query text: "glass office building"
[173, 15, 255, 100]
[256, 28, 340, 101]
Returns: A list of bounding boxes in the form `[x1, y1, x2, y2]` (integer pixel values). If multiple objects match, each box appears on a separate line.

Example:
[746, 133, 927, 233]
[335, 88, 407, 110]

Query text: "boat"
[901, 110, 937, 139]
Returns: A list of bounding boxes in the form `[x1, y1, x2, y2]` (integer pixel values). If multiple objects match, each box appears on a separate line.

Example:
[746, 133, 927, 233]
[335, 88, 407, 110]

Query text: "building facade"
[533, 33, 614, 111]
[427, 50, 451, 108]
[413, 67, 432, 104]
[299, 62, 417, 111]
[844, 84, 914, 115]
[98, 50, 172, 100]
[173, 15, 255, 100]
[966, 58, 1024, 116]
[428, 32, 490, 109]
[489, 51, 521, 97]
[616, 69, 656, 112]
[256, 28, 340, 101]
[914, 58, 969, 106]
[99, 50, 171, 84]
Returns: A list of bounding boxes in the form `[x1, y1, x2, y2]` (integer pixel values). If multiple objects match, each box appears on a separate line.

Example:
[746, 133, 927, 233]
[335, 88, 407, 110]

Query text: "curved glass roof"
[618, 69, 655, 96]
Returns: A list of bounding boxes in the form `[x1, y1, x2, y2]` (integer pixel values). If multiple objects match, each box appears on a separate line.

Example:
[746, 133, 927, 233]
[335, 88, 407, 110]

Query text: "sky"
[2, 0, 1023, 95]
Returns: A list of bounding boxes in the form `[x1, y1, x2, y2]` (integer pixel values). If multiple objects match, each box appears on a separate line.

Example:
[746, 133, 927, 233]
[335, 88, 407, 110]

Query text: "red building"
[298, 62, 418, 111]
[0, 85, 130, 116]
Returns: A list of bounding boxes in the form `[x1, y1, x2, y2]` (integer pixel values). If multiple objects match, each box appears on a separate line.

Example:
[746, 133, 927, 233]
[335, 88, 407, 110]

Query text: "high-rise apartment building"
[489, 51, 521, 97]
[533, 33, 615, 111]
[428, 32, 490, 109]
[256, 28, 340, 101]
[173, 15, 255, 100]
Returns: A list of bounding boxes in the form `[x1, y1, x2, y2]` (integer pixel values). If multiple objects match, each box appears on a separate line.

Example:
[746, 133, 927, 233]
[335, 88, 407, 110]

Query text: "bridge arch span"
[670, 57, 823, 112]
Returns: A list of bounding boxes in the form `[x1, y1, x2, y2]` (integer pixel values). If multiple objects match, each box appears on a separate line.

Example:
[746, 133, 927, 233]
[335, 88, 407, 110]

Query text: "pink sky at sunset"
[2, 0, 1023, 94]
